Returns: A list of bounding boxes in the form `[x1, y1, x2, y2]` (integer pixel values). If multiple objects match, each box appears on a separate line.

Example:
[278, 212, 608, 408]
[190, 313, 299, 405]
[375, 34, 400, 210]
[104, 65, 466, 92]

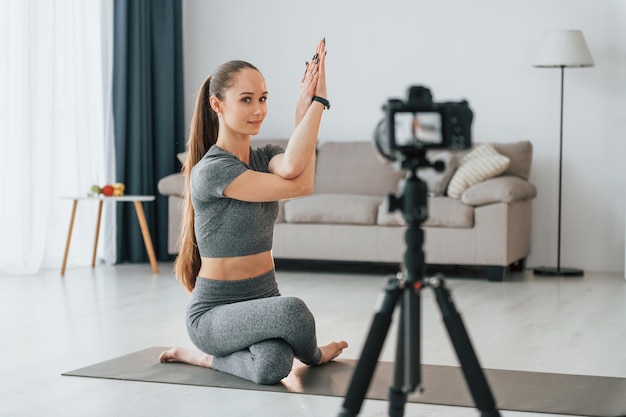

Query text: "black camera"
[374, 86, 473, 162]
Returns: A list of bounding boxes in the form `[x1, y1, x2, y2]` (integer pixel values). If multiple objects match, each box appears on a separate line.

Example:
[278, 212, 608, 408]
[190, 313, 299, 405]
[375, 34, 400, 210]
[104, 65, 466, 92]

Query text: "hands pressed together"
[295, 38, 328, 124]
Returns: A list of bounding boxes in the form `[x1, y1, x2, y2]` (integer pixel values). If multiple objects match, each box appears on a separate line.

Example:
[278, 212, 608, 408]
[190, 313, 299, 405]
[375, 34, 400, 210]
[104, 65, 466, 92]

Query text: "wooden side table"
[60, 195, 159, 276]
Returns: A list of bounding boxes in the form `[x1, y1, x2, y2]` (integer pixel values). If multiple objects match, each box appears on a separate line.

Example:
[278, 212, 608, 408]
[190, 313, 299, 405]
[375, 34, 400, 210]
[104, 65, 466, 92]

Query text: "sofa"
[157, 139, 537, 281]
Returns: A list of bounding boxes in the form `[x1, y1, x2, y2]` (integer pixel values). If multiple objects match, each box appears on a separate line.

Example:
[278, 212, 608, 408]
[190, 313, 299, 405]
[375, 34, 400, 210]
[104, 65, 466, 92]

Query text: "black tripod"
[337, 151, 501, 417]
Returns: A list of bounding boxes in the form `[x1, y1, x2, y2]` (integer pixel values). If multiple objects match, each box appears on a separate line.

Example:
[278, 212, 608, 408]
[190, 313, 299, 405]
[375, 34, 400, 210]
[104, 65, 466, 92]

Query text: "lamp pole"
[534, 65, 584, 277]
[557, 65, 564, 272]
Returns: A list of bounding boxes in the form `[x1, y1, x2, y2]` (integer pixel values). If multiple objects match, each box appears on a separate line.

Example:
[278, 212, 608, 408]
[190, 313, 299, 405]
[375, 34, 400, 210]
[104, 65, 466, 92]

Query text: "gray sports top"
[190, 144, 285, 258]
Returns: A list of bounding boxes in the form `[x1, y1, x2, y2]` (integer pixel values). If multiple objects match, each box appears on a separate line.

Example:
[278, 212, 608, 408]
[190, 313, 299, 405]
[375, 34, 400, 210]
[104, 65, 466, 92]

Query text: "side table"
[60, 195, 159, 276]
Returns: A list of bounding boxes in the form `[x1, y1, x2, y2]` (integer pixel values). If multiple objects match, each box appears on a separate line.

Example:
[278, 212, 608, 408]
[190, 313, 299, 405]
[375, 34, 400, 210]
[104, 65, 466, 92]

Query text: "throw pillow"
[493, 141, 533, 180]
[177, 152, 187, 164]
[447, 143, 510, 199]
[461, 176, 538, 206]
[418, 151, 459, 196]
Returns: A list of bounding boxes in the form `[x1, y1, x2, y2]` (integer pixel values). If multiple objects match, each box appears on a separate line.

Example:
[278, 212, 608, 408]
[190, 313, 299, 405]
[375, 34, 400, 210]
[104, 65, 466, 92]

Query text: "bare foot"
[159, 346, 213, 368]
[317, 341, 349, 365]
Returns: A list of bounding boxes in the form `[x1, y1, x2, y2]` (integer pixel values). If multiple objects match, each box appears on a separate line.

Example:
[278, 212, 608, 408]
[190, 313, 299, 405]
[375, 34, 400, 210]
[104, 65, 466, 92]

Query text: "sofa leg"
[509, 258, 526, 272]
[486, 266, 505, 282]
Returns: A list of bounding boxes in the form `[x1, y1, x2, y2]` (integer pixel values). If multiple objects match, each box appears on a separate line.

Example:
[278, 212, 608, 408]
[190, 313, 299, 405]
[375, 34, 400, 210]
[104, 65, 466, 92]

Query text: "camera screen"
[394, 112, 442, 146]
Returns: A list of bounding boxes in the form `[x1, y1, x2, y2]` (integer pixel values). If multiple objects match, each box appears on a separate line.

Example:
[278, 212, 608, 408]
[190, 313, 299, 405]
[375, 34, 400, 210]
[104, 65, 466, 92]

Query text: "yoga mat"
[63, 347, 626, 417]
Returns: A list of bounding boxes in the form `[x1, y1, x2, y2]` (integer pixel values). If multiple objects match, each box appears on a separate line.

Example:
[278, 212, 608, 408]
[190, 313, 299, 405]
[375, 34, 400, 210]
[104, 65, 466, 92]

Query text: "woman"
[159, 39, 348, 385]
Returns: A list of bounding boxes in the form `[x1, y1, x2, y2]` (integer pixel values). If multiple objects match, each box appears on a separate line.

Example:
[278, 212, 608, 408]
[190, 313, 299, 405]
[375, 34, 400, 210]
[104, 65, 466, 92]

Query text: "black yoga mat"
[63, 347, 626, 417]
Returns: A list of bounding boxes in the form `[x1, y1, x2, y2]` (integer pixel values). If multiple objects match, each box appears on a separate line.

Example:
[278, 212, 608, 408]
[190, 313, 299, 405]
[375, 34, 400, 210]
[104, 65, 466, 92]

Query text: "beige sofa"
[157, 139, 536, 281]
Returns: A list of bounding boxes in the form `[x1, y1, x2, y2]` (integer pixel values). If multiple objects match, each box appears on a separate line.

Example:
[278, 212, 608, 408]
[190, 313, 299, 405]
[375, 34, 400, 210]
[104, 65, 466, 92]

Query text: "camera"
[374, 86, 473, 162]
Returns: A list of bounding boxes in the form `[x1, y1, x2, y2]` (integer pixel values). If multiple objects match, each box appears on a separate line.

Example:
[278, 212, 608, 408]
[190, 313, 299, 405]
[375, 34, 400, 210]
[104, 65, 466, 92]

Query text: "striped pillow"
[447, 144, 510, 199]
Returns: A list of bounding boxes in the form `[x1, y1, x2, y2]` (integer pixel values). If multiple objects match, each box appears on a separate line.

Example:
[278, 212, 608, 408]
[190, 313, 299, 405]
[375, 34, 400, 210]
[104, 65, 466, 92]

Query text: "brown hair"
[174, 60, 260, 292]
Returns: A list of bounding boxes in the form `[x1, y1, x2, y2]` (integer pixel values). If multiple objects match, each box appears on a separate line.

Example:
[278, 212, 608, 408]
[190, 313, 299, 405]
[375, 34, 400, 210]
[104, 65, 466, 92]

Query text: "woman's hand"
[295, 38, 327, 125]
[313, 38, 327, 102]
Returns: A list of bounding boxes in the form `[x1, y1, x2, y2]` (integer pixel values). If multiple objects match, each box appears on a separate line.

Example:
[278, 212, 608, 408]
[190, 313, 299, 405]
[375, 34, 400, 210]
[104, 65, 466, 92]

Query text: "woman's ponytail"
[174, 75, 218, 292]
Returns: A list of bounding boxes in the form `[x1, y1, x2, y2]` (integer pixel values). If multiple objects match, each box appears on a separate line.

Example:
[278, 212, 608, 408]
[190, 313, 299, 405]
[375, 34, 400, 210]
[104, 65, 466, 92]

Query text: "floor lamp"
[533, 30, 594, 277]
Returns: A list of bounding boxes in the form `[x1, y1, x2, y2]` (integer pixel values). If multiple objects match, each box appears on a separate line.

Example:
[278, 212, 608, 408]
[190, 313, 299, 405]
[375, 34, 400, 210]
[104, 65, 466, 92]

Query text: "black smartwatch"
[312, 96, 330, 110]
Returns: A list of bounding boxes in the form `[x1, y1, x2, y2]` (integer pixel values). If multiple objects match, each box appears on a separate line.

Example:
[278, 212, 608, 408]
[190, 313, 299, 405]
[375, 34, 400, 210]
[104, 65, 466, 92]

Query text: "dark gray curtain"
[113, 0, 185, 263]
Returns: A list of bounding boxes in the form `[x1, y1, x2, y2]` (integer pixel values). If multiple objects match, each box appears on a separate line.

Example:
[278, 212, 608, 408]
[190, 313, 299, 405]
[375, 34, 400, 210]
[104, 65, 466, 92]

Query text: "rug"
[63, 346, 626, 417]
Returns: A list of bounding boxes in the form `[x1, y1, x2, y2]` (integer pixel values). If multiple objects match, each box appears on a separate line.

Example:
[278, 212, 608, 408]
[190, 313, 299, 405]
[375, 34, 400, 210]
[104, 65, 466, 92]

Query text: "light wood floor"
[1, 263, 624, 416]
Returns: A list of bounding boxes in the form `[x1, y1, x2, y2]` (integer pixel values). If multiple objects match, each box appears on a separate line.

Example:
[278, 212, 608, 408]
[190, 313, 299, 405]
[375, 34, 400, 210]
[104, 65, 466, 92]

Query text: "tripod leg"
[388, 283, 422, 417]
[429, 276, 501, 417]
[338, 276, 403, 417]
[389, 296, 407, 417]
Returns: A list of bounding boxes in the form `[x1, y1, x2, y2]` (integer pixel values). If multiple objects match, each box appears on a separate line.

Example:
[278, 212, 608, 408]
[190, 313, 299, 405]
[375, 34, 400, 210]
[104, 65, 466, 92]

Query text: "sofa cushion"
[447, 143, 510, 199]
[284, 194, 383, 225]
[426, 197, 474, 227]
[314, 142, 405, 196]
[418, 151, 459, 196]
[462, 175, 538, 206]
[377, 196, 474, 228]
[376, 199, 405, 226]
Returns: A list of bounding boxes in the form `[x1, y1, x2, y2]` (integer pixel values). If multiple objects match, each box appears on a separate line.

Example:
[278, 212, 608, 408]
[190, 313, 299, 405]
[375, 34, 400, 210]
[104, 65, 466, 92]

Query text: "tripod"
[337, 151, 501, 417]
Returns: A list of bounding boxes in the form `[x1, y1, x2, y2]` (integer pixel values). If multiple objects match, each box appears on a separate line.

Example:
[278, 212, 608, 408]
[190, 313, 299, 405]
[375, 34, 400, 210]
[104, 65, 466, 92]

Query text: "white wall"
[181, 0, 626, 273]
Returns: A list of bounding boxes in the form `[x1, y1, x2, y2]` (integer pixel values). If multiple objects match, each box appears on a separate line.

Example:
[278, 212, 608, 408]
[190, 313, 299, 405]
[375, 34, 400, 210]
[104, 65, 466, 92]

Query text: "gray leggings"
[186, 270, 322, 384]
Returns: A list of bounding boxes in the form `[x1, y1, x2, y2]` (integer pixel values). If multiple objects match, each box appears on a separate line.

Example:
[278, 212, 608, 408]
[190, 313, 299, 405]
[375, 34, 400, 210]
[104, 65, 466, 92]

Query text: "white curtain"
[0, 0, 115, 275]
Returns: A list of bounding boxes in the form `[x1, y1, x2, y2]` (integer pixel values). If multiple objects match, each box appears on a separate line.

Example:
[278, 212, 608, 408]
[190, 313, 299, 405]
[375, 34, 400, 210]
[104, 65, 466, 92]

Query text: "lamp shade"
[533, 30, 594, 68]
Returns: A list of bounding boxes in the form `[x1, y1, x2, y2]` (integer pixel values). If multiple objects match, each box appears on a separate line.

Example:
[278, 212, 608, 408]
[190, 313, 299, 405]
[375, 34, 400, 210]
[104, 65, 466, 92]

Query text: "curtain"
[0, 0, 114, 275]
[112, 0, 185, 263]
